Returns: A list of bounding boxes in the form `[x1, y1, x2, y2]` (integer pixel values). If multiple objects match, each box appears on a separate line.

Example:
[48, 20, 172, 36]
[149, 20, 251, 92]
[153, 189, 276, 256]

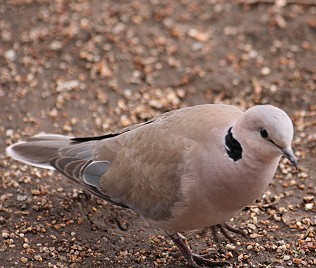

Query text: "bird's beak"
[281, 147, 298, 168]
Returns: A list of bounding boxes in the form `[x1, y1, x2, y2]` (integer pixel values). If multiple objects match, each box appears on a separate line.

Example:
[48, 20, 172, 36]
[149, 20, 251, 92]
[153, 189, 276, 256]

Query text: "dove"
[6, 104, 297, 267]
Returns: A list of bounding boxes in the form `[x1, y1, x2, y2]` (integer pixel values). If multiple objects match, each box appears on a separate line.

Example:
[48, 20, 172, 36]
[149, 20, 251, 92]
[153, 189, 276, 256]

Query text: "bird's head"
[234, 105, 297, 167]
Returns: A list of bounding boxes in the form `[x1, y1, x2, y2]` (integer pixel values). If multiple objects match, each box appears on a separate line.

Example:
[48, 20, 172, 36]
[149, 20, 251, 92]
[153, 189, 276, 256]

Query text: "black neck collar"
[225, 127, 242, 161]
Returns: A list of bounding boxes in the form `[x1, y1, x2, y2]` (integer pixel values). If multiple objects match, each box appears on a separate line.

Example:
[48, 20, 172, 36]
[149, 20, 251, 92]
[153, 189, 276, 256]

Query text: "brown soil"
[0, 1, 315, 267]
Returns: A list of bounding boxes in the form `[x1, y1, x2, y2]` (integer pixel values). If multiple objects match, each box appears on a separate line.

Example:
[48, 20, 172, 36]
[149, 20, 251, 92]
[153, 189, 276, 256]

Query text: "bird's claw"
[168, 232, 230, 267]
[211, 223, 246, 243]
[191, 253, 229, 267]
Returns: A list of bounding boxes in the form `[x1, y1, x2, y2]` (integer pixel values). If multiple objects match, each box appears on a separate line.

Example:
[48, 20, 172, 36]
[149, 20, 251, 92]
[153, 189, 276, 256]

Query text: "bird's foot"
[211, 223, 246, 243]
[167, 232, 229, 267]
[192, 253, 229, 267]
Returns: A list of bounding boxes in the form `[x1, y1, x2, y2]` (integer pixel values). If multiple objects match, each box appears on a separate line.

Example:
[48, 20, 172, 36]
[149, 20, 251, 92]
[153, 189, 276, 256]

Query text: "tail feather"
[6, 142, 57, 170]
[62, 142, 95, 160]
[6, 133, 129, 209]
[6, 134, 85, 169]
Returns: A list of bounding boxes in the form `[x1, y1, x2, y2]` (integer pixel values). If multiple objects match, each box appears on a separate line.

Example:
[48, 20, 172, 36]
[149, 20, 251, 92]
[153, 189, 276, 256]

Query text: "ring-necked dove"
[6, 104, 297, 267]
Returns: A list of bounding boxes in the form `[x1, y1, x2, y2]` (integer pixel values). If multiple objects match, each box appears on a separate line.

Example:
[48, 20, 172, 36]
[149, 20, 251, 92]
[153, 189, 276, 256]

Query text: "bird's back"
[94, 104, 244, 224]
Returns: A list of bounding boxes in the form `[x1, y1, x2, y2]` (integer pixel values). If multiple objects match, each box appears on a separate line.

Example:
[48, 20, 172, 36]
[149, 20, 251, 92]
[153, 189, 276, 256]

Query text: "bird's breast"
[156, 151, 280, 231]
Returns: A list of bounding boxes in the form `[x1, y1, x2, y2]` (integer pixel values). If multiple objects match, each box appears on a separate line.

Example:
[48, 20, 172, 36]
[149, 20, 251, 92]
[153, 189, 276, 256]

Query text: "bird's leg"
[212, 223, 246, 243]
[222, 223, 246, 237]
[167, 232, 229, 267]
[168, 232, 197, 267]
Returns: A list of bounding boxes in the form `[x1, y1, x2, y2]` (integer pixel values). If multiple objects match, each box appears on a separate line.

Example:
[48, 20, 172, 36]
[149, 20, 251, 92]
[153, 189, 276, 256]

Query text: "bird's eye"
[260, 128, 268, 139]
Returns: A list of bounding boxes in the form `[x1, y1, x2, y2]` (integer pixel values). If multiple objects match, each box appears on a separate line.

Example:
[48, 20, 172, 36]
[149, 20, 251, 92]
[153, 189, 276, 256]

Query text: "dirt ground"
[1, 0, 316, 267]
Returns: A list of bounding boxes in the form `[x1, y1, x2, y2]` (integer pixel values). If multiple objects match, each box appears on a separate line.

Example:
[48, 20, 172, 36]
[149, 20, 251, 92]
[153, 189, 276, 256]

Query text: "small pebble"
[261, 67, 271, 75]
[226, 244, 236, 251]
[5, 49, 16, 61]
[283, 255, 291, 261]
[20, 257, 28, 263]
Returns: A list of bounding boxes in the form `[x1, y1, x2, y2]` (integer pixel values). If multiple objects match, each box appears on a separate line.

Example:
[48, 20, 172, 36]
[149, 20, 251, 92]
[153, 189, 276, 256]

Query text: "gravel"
[1, 0, 316, 267]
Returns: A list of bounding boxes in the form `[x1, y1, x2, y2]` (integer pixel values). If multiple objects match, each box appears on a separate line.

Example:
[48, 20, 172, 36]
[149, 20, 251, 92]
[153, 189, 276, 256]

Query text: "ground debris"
[1, 0, 316, 267]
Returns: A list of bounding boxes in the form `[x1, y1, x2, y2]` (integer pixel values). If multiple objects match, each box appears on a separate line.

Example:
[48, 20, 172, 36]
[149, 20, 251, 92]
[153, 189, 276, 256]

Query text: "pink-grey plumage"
[6, 104, 297, 267]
